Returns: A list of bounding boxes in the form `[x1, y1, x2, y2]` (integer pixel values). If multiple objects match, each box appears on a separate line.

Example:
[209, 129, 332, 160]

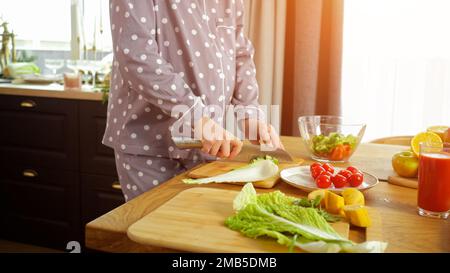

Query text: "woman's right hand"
[195, 117, 243, 159]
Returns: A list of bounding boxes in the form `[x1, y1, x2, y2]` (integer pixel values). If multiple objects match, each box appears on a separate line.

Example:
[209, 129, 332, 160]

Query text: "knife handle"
[172, 137, 203, 149]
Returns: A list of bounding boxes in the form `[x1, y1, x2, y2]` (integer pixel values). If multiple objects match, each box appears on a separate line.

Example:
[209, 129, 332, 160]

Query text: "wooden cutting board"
[187, 160, 303, 189]
[127, 187, 351, 253]
[388, 176, 418, 189]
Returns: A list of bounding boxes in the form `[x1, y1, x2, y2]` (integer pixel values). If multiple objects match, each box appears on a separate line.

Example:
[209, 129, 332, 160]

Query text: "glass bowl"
[298, 116, 366, 163]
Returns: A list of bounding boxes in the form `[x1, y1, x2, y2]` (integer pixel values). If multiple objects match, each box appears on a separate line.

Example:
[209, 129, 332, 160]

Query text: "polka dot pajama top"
[103, 0, 262, 200]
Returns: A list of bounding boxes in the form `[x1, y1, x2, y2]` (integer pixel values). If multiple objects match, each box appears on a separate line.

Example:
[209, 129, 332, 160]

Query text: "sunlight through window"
[342, 0, 450, 141]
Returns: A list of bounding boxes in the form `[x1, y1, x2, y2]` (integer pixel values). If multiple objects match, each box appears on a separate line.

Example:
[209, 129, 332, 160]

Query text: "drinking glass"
[45, 59, 65, 76]
[66, 60, 79, 74]
[417, 142, 450, 219]
[73, 60, 93, 90]
[86, 60, 104, 88]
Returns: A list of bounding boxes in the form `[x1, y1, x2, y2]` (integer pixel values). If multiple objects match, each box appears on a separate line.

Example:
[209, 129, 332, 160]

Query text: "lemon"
[343, 205, 371, 228]
[427, 126, 449, 141]
[342, 188, 365, 206]
[411, 132, 443, 157]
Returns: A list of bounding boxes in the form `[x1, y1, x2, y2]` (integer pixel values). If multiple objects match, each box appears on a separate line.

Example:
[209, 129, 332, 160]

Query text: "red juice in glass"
[417, 143, 450, 219]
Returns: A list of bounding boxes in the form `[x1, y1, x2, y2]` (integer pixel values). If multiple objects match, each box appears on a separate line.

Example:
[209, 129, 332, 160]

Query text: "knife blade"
[172, 137, 295, 163]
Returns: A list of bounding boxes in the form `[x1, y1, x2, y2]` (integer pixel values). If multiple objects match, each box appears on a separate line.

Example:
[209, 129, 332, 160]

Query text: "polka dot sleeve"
[110, 0, 205, 125]
[231, 0, 266, 122]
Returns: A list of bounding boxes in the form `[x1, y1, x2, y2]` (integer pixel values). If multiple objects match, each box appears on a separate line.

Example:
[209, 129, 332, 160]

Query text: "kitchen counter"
[85, 136, 450, 253]
[0, 83, 103, 101]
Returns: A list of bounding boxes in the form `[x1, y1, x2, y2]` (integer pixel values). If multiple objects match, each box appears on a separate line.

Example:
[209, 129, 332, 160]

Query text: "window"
[78, 0, 112, 54]
[0, 0, 112, 54]
[342, 0, 450, 141]
[0, 0, 71, 50]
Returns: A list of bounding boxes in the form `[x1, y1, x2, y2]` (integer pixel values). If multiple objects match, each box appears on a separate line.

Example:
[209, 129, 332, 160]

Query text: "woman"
[103, 0, 282, 201]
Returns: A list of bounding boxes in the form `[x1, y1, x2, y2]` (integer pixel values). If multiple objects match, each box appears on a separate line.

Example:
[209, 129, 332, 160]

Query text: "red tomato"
[330, 145, 344, 161]
[342, 144, 352, 158]
[338, 170, 353, 180]
[331, 174, 348, 188]
[349, 173, 364, 187]
[311, 166, 326, 179]
[310, 163, 322, 173]
[322, 163, 335, 174]
[347, 166, 360, 174]
[316, 174, 332, 189]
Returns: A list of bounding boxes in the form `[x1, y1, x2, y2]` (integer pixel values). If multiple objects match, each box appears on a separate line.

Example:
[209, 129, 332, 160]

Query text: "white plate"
[21, 74, 62, 84]
[280, 166, 379, 194]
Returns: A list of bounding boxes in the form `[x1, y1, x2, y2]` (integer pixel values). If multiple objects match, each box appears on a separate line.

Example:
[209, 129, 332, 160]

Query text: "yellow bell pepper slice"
[343, 205, 372, 228]
[326, 191, 345, 215]
[342, 188, 365, 206]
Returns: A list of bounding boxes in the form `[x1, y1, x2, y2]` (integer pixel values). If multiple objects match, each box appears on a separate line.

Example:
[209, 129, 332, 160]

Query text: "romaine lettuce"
[225, 184, 388, 253]
[183, 159, 279, 185]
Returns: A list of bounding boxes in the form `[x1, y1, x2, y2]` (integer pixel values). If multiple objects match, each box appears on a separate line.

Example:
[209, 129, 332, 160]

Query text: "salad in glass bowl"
[299, 116, 366, 163]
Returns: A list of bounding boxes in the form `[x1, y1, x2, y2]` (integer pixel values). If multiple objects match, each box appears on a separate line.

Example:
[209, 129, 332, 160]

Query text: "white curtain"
[243, 0, 287, 109]
[342, 0, 450, 141]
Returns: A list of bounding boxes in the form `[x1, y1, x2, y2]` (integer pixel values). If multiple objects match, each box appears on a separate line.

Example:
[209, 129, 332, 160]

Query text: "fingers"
[209, 141, 223, 157]
[268, 125, 284, 150]
[203, 139, 241, 158]
[258, 123, 271, 145]
[229, 139, 243, 159]
[217, 140, 231, 158]
[201, 140, 213, 154]
[199, 117, 243, 159]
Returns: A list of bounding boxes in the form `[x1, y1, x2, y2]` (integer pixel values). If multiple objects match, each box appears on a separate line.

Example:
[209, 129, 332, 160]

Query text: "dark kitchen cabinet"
[81, 174, 125, 225]
[0, 165, 80, 249]
[79, 101, 124, 233]
[0, 94, 124, 251]
[79, 101, 117, 176]
[0, 95, 78, 170]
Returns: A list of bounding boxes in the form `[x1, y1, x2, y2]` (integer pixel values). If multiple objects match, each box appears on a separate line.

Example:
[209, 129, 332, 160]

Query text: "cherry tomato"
[338, 170, 353, 180]
[311, 166, 326, 179]
[349, 173, 364, 187]
[322, 163, 335, 174]
[316, 174, 332, 189]
[347, 166, 360, 174]
[310, 163, 322, 173]
[331, 174, 348, 188]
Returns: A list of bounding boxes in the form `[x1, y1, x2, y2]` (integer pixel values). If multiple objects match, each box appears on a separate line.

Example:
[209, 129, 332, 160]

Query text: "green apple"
[392, 151, 419, 178]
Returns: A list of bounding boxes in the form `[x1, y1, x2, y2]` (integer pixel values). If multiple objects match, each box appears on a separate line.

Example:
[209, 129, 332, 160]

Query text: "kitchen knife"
[172, 137, 295, 163]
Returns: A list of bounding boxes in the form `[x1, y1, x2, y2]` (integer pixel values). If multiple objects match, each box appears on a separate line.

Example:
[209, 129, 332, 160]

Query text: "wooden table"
[85, 137, 450, 253]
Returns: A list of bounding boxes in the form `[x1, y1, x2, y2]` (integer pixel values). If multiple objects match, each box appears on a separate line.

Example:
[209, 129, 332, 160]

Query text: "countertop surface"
[85, 136, 450, 253]
[0, 83, 103, 101]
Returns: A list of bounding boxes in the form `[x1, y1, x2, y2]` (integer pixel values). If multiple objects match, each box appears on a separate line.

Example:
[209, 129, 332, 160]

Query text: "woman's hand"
[195, 117, 243, 159]
[241, 119, 284, 150]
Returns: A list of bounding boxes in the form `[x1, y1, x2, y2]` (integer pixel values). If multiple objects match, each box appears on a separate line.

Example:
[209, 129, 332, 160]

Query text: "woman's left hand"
[241, 119, 285, 150]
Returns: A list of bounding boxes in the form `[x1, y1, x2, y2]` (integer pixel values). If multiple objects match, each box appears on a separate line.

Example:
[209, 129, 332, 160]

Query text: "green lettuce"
[312, 133, 358, 154]
[250, 155, 279, 165]
[4, 62, 40, 78]
[225, 184, 388, 253]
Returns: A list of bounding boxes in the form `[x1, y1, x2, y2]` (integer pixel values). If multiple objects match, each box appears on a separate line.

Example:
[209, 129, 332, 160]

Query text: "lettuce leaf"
[225, 184, 388, 253]
[183, 159, 279, 185]
[226, 184, 350, 244]
[312, 133, 358, 154]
